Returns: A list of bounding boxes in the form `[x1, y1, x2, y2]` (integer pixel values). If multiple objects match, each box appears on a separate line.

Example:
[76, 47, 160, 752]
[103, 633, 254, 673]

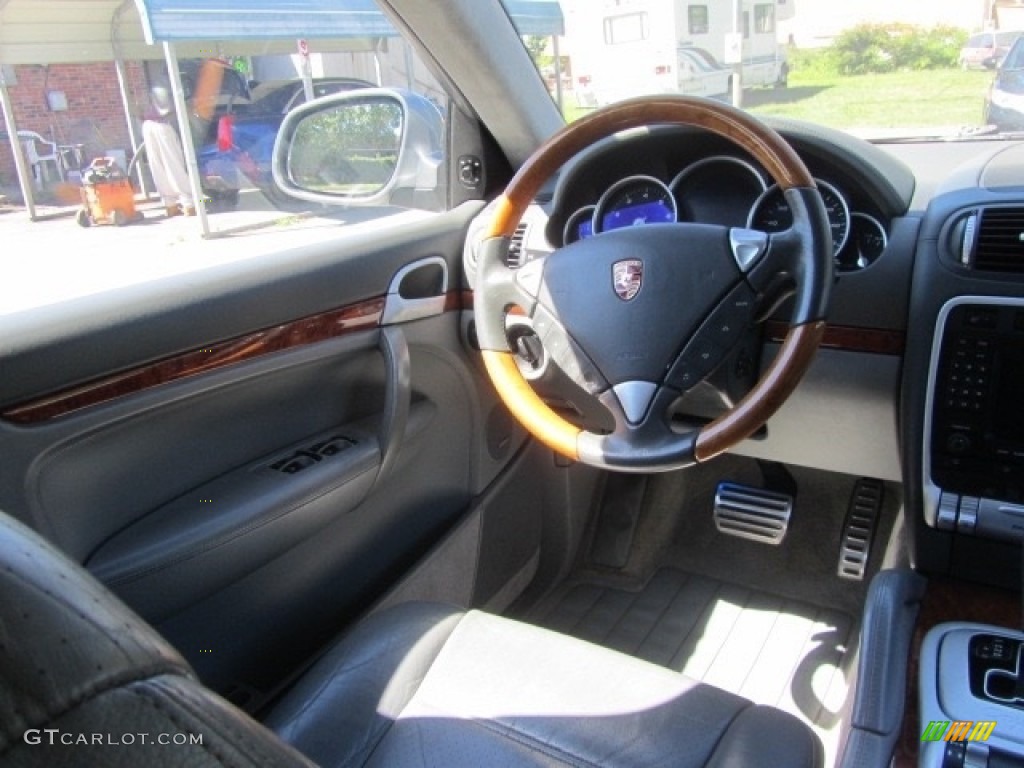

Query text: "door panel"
[0, 209, 474, 408]
[22, 337, 385, 561]
[0, 202, 511, 703]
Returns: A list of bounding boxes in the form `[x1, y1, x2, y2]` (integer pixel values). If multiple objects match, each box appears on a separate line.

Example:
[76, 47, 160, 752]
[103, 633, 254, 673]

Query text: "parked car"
[959, 29, 1021, 70]
[6, 1, 1024, 768]
[198, 76, 373, 203]
[984, 35, 1024, 131]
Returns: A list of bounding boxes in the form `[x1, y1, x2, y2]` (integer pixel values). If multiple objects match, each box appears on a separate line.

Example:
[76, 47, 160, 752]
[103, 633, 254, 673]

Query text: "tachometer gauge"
[669, 156, 766, 227]
[747, 179, 850, 256]
[594, 176, 677, 234]
[563, 205, 596, 245]
[837, 212, 887, 271]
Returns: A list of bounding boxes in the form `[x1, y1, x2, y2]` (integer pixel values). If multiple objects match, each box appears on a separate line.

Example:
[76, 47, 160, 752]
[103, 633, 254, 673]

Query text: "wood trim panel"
[765, 320, 905, 356]
[445, 291, 472, 313]
[1, 297, 388, 425]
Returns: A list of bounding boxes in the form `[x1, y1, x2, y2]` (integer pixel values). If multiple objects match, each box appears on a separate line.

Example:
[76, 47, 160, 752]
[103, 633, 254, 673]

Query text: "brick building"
[1, 60, 150, 189]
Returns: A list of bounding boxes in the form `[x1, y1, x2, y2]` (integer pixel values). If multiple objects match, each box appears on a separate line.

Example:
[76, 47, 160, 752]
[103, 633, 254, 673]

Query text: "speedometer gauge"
[747, 179, 850, 256]
[563, 205, 596, 245]
[595, 176, 677, 234]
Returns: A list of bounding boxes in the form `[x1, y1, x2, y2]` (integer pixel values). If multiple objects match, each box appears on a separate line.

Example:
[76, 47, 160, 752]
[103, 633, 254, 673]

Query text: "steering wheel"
[475, 96, 832, 472]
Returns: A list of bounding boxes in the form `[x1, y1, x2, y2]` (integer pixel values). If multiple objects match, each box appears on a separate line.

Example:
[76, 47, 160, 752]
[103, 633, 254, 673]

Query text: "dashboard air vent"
[506, 222, 530, 268]
[972, 207, 1024, 273]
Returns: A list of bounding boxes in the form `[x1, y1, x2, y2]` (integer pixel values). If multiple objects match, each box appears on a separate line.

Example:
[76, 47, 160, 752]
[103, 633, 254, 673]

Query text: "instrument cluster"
[559, 155, 888, 272]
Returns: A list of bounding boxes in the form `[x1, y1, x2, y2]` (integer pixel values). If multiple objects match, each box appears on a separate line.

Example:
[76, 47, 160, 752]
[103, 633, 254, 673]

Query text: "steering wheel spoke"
[580, 386, 698, 471]
[474, 237, 541, 352]
[530, 303, 609, 395]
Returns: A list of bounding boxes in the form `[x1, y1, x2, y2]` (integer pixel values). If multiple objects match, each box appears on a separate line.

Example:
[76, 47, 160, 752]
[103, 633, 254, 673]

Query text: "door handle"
[373, 325, 410, 491]
[381, 256, 448, 325]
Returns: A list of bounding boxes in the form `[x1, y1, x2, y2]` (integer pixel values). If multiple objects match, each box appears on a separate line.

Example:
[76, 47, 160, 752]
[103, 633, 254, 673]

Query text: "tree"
[523, 35, 552, 72]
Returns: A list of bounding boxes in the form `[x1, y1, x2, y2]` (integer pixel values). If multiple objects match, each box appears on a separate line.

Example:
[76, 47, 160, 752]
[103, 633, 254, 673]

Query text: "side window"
[688, 5, 709, 35]
[1005, 41, 1024, 69]
[0, 0, 454, 308]
[754, 4, 774, 35]
[603, 12, 650, 45]
[146, 3, 448, 239]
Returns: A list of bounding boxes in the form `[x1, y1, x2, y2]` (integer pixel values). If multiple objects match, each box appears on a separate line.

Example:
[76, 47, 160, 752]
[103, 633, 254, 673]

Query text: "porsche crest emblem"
[612, 259, 643, 301]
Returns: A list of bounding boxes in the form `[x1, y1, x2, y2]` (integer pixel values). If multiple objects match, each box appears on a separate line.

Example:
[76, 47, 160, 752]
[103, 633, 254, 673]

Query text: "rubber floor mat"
[532, 568, 854, 732]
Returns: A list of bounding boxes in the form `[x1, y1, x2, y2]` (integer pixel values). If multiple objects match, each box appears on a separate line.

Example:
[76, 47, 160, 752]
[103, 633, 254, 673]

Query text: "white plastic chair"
[18, 130, 64, 187]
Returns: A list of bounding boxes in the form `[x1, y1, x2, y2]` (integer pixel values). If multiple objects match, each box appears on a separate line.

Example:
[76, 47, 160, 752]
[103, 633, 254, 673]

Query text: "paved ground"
[0, 187, 414, 316]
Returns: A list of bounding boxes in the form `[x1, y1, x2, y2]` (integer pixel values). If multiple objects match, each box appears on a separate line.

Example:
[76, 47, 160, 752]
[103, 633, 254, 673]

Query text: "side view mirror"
[272, 88, 445, 210]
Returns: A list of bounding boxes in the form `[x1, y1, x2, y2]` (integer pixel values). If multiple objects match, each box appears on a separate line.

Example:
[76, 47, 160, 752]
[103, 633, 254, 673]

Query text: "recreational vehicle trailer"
[571, 0, 792, 107]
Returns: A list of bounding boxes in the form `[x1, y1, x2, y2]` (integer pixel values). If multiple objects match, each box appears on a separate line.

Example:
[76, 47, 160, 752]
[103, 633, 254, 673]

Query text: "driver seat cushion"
[0, 509, 822, 767]
[266, 601, 824, 768]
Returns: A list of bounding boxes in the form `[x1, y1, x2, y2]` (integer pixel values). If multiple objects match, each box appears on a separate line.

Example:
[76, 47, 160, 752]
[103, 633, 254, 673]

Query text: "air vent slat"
[506, 223, 530, 268]
[973, 207, 1024, 273]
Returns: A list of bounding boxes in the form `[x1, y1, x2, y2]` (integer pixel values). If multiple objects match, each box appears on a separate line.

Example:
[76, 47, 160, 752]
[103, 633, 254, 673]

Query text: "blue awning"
[134, 0, 564, 42]
[503, 0, 565, 36]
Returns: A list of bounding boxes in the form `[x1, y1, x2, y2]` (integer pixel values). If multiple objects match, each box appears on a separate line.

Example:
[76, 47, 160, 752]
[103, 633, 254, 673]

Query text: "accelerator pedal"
[837, 478, 884, 581]
[713, 482, 793, 545]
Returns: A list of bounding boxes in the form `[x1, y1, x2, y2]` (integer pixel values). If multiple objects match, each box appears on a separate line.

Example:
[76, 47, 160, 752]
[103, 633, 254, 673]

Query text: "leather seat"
[0, 511, 823, 767]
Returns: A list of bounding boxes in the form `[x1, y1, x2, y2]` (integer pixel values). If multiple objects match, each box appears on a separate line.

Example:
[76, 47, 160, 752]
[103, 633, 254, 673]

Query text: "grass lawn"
[746, 68, 992, 135]
[562, 68, 994, 137]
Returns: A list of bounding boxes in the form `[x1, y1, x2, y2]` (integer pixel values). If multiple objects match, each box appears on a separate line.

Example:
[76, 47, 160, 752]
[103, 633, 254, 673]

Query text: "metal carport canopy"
[134, 0, 564, 41]
[130, 0, 564, 238]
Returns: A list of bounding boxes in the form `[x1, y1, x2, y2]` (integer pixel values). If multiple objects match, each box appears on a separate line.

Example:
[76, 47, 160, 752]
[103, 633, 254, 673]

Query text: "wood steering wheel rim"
[479, 95, 829, 469]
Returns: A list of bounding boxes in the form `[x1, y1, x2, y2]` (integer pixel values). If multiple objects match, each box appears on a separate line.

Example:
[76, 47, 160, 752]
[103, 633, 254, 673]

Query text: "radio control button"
[937, 492, 959, 531]
[946, 433, 972, 455]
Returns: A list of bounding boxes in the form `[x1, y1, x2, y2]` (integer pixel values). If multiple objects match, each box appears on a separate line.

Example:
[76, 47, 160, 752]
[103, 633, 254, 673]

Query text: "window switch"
[272, 451, 320, 474]
[312, 436, 353, 457]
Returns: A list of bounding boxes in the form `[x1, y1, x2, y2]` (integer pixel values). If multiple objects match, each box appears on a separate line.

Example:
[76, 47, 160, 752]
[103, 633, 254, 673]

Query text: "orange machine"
[76, 158, 142, 227]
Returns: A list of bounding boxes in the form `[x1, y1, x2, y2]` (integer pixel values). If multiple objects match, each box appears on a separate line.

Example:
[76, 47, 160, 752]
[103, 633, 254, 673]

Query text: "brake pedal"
[713, 482, 793, 545]
[837, 478, 884, 580]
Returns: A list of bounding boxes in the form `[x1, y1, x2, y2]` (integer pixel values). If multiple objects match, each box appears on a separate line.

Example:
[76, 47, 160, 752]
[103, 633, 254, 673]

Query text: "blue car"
[198, 77, 373, 205]
[983, 35, 1024, 131]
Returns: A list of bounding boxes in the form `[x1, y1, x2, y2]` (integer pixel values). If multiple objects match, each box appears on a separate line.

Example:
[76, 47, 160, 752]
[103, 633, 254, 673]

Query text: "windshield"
[505, 0, 1024, 141]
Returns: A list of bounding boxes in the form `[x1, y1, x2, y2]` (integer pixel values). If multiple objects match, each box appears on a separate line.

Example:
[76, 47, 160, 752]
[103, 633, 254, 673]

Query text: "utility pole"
[728, 0, 743, 108]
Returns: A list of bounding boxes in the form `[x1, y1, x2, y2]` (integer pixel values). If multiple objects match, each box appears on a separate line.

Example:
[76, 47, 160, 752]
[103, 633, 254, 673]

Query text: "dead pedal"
[837, 478, 884, 581]
[713, 482, 793, 545]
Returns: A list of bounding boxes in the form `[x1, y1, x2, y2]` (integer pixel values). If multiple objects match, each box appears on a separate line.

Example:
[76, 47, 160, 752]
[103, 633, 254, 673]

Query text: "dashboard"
[463, 119, 1024, 591]
[465, 121, 919, 481]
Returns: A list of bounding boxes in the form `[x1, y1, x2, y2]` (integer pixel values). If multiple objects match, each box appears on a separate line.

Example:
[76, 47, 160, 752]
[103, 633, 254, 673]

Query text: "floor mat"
[531, 568, 855, 759]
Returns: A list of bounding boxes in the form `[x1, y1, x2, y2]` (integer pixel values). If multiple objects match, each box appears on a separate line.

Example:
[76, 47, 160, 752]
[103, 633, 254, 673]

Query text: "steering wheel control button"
[515, 259, 544, 298]
[666, 337, 723, 392]
[531, 305, 607, 394]
[613, 381, 658, 424]
[729, 228, 769, 272]
[665, 283, 757, 392]
[706, 283, 757, 347]
[530, 304, 556, 338]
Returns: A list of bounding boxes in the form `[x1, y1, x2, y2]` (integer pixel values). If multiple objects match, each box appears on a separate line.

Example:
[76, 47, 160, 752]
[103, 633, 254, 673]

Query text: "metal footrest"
[837, 478, 884, 580]
[713, 482, 793, 545]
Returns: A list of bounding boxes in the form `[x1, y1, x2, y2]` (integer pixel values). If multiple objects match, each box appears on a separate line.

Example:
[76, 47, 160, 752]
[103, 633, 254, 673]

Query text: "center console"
[924, 297, 1024, 540]
[920, 623, 1024, 767]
